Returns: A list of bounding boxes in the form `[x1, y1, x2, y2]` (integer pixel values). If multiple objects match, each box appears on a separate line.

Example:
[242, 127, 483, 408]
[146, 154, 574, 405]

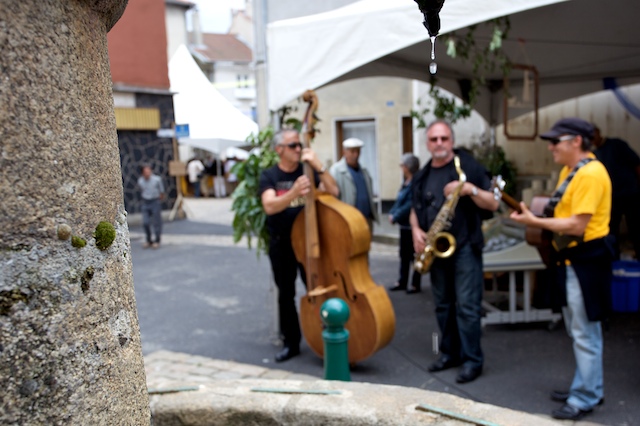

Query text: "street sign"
[175, 124, 190, 138]
[157, 128, 175, 138]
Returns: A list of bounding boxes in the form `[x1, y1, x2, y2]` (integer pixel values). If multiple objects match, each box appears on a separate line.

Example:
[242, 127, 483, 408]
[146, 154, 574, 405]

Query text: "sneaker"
[151, 243, 160, 249]
[143, 242, 151, 249]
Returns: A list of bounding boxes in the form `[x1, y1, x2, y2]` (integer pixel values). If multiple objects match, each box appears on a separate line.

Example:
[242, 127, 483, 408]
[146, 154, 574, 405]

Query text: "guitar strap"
[544, 157, 593, 250]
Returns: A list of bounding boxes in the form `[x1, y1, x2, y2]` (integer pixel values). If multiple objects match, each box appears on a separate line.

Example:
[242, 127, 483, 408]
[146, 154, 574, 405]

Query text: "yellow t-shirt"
[554, 154, 611, 242]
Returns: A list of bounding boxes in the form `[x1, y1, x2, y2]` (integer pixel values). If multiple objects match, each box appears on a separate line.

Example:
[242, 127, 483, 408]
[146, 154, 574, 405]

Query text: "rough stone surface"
[149, 378, 562, 426]
[0, 0, 150, 424]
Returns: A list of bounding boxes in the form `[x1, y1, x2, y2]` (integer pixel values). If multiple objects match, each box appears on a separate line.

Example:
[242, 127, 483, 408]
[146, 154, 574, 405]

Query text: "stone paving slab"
[144, 350, 318, 390]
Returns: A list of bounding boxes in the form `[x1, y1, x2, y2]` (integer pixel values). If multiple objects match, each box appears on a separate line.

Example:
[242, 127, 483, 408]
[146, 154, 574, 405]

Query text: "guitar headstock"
[490, 175, 506, 201]
[490, 175, 522, 213]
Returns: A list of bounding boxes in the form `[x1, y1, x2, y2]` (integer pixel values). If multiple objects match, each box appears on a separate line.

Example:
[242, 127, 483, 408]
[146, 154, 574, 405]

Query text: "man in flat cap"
[329, 138, 378, 232]
[510, 118, 614, 421]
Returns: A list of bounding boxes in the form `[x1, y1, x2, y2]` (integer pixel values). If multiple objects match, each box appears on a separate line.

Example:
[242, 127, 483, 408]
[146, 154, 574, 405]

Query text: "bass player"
[260, 129, 338, 362]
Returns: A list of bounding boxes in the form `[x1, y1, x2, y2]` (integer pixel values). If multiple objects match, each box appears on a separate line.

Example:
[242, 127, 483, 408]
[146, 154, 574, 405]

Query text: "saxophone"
[414, 155, 466, 274]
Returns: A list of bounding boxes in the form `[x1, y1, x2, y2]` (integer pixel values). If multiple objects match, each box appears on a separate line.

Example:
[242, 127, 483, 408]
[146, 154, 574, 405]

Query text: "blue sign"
[175, 124, 190, 138]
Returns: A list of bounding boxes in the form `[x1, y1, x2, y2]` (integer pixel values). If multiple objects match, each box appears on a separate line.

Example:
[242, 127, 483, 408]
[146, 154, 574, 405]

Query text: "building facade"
[108, 0, 178, 214]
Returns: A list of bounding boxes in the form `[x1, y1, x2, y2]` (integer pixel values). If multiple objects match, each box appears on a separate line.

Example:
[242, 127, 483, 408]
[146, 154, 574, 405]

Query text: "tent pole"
[170, 122, 184, 221]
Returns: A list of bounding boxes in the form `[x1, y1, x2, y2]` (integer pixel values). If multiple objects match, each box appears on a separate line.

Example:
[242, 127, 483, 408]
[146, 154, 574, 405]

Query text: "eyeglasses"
[549, 135, 576, 145]
[281, 142, 302, 150]
[428, 136, 451, 143]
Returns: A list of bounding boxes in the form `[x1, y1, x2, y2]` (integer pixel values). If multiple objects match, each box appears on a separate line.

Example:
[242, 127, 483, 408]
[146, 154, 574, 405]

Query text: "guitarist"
[510, 118, 614, 421]
[260, 129, 338, 362]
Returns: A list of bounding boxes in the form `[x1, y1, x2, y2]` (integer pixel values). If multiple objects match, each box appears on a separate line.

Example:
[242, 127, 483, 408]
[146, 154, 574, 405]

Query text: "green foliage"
[71, 235, 86, 248]
[411, 17, 511, 125]
[471, 144, 518, 197]
[230, 127, 278, 256]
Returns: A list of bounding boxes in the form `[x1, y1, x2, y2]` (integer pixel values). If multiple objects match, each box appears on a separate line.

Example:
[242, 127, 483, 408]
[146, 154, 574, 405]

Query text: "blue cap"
[540, 118, 594, 140]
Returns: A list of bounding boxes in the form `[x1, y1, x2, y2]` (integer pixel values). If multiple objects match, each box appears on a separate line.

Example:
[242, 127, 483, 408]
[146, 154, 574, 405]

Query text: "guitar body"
[524, 196, 553, 264]
[291, 193, 396, 364]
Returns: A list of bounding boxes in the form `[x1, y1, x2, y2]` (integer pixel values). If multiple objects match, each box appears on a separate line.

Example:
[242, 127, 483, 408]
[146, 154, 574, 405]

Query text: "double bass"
[290, 90, 395, 364]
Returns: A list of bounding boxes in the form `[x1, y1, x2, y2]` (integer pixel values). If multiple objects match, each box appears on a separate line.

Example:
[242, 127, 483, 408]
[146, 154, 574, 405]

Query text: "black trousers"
[398, 228, 422, 289]
[268, 235, 305, 348]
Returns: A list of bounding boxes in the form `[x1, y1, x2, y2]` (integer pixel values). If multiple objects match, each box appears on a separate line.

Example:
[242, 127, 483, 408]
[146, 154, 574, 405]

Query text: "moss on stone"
[94, 221, 116, 251]
[57, 224, 72, 240]
[71, 235, 86, 248]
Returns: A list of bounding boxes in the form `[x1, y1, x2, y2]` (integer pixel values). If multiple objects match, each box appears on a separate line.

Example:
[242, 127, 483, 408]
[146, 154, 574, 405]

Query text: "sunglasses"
[428, 136, 450, 143]
[549, 135, 576, 145]
[281, 142, 303, 149]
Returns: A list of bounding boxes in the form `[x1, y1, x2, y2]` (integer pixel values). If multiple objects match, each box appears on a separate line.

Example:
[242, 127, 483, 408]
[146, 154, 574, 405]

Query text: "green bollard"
[321, 298, 351, 381]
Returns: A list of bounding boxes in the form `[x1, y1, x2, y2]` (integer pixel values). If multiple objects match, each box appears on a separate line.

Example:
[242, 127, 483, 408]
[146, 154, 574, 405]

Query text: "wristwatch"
[318, 165, 326, 174]
[471, 185, 479, 196]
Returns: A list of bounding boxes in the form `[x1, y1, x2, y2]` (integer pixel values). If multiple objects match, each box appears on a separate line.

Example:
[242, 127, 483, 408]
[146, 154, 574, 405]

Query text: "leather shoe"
[389, 283, 406, 292]
[274, 346, 300, 363]
[427, 356, 461, 372]
[552, 403, 591, 420]
[456, 364, 482, 383]
[550, 390, 604, 405]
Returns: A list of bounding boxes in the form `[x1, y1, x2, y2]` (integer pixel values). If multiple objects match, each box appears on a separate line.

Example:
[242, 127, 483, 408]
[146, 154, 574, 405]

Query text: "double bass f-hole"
[334, 271, 357, 302]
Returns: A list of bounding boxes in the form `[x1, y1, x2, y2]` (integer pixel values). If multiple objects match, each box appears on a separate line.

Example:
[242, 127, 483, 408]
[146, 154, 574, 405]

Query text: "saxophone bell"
[413, 231, 456, 274]
[433, 231, 456, 258]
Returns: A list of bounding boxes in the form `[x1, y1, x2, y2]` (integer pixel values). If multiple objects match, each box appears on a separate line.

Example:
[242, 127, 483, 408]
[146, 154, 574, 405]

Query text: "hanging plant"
[411, 17, 511, 125]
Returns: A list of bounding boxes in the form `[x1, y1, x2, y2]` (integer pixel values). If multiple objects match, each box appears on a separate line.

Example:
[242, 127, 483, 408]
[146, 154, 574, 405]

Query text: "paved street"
[133, 198, 640, 426]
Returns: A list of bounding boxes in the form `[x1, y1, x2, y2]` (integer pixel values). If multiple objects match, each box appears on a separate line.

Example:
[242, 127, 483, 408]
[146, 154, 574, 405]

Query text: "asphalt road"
[130, 218, 640, 426]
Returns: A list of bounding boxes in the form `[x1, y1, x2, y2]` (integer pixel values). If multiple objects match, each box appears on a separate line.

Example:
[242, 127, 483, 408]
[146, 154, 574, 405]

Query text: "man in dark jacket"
[510, 118, 613, 421]
[389, 153, 422, 294]
[410, 120, 499, 384]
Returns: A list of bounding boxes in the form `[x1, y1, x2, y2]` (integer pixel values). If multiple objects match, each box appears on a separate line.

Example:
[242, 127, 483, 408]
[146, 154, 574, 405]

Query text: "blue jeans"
[563, 266, 604, 410]
[141, 199, 162, 244]
[429, 243, 483, 369]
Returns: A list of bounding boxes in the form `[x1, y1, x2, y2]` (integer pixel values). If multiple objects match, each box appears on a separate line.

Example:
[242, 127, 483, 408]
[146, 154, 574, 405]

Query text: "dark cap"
[540, 118, 594, 141]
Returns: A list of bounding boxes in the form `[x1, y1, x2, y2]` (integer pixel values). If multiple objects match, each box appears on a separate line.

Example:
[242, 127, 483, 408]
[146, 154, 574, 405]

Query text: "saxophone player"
[410, 120, 499, 383]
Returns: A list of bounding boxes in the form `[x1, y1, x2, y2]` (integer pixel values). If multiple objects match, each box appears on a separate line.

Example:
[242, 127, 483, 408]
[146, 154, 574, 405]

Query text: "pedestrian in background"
[225, 156, 239, 195]
[329, 138, 378, 233]
[137, 163, 165, 249]
[592, 125, 640, 259]
[187, 157, 205, 198]
[388, 153, 422, 294]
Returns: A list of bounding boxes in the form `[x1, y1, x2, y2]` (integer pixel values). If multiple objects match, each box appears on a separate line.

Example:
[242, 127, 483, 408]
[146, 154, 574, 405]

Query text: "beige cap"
[342, 138, 364, 148]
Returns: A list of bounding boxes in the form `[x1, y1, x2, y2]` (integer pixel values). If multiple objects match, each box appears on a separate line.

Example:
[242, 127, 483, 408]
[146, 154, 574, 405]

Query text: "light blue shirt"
[137, 174, 164, 200]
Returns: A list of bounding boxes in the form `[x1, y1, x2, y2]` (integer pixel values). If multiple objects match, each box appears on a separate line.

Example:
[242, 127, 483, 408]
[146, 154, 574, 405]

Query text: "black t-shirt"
[412, 150, 492, 250]
[259, 163, 319, 239]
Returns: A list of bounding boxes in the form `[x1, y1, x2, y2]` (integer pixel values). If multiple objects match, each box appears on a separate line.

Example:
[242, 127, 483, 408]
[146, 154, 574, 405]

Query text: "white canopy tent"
[267, 0, 640, 124]
[169, 44, 259, 154]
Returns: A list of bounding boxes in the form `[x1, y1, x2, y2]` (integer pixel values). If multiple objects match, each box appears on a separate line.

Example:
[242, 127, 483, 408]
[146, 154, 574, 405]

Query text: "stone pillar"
[0, 1, 151, 424]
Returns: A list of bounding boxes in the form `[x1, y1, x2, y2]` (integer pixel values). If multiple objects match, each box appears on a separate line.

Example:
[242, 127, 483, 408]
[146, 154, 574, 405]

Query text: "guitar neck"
[500, 191, 522, 213]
